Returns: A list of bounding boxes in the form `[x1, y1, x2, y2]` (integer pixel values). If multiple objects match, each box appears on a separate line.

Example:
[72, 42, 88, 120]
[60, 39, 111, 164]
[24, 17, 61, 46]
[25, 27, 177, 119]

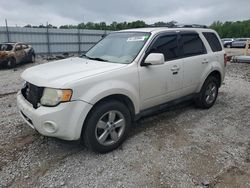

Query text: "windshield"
[84, 32, 151, 64]
[0, 44, 13, 51]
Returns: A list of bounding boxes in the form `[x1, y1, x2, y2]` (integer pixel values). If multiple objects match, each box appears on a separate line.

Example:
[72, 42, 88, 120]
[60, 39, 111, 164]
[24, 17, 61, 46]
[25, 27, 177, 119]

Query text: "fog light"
[43, 121, 58, 133]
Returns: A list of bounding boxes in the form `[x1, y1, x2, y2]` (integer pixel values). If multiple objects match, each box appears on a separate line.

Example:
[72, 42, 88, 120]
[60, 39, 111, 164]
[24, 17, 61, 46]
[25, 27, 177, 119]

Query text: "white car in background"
[17, 27, 226, 153]
[221, 38, 234, 48]
[231, 38, 250, 48]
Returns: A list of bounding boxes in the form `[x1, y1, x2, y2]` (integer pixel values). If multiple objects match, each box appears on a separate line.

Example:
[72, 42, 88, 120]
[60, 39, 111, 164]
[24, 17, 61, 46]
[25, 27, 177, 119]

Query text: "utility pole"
[5, 19, 10, 42]
[46, 21, 51, 57]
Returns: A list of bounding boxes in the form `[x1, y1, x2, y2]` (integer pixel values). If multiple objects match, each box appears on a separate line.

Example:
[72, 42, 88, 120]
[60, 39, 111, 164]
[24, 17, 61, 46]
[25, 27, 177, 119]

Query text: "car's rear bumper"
[17, 91, 93, 140]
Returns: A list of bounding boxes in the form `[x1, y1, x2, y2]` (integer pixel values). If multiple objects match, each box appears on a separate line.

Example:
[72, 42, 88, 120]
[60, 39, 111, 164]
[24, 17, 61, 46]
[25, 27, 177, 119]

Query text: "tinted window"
[181, 33, 206, 57]
[203, 32, 222, 52]
[0, 44, 13, 51]
[150, 34, 179, 61]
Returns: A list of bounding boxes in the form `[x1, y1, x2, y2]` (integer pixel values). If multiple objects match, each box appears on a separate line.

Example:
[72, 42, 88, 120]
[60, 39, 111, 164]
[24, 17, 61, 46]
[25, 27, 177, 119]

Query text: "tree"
[210, 20, 250, 38]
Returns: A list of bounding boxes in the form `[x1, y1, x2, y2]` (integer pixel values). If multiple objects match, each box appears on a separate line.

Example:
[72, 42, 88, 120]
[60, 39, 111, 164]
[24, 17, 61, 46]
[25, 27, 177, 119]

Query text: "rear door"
[179, 31, 208, 95]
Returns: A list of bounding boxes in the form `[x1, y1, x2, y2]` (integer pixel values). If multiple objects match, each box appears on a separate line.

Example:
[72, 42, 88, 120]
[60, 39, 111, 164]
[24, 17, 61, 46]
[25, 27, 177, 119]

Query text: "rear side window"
[22, 44, 29, 49]
[181, 33, 206, 57]
[150, 34, 179, 61]
[203, 32, 222, 52]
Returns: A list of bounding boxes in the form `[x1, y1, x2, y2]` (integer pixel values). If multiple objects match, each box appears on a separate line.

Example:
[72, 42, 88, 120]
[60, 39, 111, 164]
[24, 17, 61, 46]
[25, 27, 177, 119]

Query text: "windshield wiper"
[81, 54, 110, 62]
[88, 57, 110, 62]
[80, 54, 90, 58]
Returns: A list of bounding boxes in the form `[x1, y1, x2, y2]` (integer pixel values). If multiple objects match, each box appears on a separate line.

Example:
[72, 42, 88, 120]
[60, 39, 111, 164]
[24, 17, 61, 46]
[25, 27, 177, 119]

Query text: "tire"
[195, 76, 219, 109]
[82, 100, 131, 153]
[7, 58, 16, 68]
[30, 54, 35, 63]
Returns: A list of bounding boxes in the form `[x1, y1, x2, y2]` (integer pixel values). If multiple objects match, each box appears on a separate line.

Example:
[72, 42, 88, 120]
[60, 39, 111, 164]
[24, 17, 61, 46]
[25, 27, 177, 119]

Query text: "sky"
[0, 0, 250, 27]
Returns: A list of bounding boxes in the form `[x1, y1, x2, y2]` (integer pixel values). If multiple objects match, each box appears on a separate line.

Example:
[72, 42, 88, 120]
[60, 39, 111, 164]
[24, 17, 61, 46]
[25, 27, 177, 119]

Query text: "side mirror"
[143, 53, 165, 66]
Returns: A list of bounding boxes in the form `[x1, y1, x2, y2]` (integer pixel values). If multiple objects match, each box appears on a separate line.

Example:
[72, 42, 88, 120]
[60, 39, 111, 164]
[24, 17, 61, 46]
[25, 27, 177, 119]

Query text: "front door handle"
[171, 66, 180, 71]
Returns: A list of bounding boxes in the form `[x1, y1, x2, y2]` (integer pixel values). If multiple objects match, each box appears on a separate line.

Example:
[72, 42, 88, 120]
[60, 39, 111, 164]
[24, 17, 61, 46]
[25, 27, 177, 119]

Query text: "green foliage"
[24, 24, 57, 29]
[23, 19, 250, 37]
[25, 20, 178, 30]
[210, 20, 250, 38]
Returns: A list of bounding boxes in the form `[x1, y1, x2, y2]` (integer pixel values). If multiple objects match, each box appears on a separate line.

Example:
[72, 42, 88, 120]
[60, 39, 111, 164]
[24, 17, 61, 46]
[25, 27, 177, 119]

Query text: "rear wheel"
[195, 76, 219, 109]
[82, 100, 131, 153]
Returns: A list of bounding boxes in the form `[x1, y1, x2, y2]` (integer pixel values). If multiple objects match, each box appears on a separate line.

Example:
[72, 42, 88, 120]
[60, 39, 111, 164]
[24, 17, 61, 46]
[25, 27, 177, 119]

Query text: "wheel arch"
[207, 70, 221, 87]
[87, 94, 136, 121]
[80, 94, 136, 142]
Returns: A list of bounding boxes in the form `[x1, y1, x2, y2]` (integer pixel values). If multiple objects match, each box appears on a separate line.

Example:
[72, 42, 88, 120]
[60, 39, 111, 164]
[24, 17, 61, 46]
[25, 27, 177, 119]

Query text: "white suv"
[17, 27, 226, 153]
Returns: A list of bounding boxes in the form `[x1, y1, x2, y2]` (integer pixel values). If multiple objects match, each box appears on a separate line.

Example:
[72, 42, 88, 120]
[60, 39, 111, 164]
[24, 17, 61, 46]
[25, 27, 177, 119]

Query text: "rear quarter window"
[203, 32, 222, 52]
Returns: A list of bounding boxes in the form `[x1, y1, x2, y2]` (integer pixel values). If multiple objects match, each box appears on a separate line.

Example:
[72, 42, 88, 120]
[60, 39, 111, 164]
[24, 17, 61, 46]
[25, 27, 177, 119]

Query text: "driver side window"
[150, 34, 179, 61]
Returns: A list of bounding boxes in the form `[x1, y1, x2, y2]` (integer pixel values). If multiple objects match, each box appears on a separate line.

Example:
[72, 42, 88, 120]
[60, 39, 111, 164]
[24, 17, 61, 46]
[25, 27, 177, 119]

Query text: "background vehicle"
[231, 38, 250, 48]
[221, 38, 234, 48]
[17, 27, 226, 153]
[0, 42, 35, 68]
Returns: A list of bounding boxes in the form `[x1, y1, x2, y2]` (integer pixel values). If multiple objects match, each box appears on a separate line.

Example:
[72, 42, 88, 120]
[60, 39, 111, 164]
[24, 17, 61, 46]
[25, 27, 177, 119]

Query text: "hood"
[21, 57, 127, 88]
[0, 51, 10, 59]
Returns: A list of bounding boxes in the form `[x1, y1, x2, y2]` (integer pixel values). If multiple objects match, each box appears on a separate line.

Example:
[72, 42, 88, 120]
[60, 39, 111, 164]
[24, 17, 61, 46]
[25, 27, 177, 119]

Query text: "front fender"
[76, 80, 140, 114]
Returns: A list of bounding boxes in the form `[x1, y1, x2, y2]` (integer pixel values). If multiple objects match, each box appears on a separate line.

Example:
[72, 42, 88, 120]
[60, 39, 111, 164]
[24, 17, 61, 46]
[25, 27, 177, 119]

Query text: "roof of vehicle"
[1, 42, 30, 45]
[117, 27, 215, 34]
[1, 42, 22, 47]
[1, 42, 16, 45]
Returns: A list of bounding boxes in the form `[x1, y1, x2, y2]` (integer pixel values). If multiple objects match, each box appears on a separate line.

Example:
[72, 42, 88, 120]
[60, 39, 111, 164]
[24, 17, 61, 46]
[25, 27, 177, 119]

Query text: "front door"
[139, 33, 183, 110]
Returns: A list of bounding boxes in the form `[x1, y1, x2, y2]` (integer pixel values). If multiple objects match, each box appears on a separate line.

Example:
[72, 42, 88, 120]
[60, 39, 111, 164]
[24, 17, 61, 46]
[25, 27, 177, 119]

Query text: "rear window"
[181, 33, 206, 57]
[203, 32, 222, 52]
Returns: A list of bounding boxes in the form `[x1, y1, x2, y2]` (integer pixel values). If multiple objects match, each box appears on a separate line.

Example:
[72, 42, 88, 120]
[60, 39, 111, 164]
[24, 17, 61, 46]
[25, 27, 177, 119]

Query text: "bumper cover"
[17, 92, 93, 140]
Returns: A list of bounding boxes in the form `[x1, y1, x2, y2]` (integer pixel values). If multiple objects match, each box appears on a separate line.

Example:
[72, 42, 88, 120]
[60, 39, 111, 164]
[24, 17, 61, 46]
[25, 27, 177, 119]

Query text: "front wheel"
[7, 58, 16, 68]
[30, 54, 35, 63]
[82, 100, 131, 153]
[195, 76, 219, 109]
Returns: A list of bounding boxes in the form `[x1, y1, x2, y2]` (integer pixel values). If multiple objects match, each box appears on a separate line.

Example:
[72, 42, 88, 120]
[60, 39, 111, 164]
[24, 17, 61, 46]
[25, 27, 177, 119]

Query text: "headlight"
[40, 88, 72, 107]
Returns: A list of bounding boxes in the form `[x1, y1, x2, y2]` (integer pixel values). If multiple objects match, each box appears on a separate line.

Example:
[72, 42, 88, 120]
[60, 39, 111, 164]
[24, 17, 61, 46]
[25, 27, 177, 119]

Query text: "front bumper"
[17, 92, 93, 140]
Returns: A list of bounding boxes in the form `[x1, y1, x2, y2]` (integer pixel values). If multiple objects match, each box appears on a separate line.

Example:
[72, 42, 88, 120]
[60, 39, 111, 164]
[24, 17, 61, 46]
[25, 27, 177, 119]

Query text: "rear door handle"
[202, 60, 209, 64]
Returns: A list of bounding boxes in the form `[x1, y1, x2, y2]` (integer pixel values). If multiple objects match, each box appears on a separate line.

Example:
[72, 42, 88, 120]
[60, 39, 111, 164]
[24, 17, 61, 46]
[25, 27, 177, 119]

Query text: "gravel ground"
[0, 51, 250, 188]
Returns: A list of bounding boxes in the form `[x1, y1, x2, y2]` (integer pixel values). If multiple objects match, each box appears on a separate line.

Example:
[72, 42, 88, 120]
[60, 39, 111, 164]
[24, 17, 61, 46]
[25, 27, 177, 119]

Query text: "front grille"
[21, 82, 44, 109]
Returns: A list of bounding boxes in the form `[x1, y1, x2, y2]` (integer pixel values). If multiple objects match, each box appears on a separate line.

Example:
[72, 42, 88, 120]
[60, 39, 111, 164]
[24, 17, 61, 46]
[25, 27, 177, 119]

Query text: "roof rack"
[147, 24, 208, 29]
[176, 24, 208, 28]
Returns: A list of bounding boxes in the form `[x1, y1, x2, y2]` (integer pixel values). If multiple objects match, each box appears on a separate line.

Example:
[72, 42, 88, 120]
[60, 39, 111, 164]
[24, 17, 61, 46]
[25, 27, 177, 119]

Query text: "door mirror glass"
[144, 53, 165, 65]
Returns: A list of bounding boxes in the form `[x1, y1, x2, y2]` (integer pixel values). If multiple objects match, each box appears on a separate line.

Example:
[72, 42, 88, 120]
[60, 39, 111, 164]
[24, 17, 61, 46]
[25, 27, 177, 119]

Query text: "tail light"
[224, 54, 227, 67]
